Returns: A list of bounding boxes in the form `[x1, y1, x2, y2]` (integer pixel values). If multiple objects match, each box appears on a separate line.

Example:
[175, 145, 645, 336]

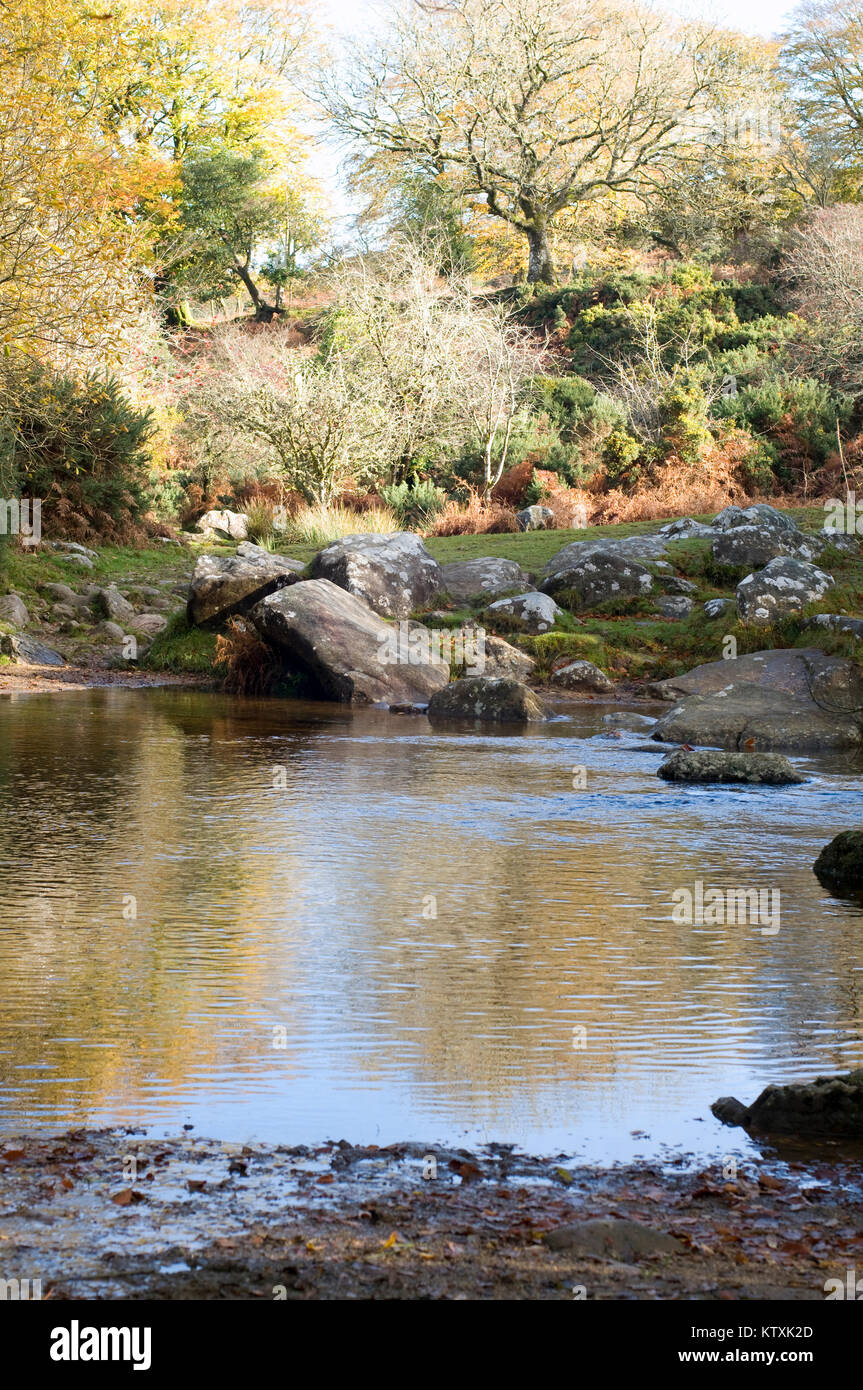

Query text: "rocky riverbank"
[2, 1128, 863, 1300]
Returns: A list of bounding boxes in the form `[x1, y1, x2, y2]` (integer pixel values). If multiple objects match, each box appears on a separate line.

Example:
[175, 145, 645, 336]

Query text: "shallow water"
[1, 687, 861, 1165]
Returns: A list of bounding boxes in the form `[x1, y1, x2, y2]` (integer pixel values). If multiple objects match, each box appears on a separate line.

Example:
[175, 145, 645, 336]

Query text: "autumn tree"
[319, 0, 732, 284]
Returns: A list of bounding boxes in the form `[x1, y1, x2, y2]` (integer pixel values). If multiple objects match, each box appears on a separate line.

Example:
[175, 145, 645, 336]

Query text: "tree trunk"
[525, 225, 556, 285]
[232, 261, 276, 321]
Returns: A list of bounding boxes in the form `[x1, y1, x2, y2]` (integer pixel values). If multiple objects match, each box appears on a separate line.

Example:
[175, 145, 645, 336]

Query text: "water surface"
[1, 687, 861, 1164]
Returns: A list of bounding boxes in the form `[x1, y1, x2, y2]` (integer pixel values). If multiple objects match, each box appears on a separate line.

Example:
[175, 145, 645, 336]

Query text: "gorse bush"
[0, 359, 154, 542]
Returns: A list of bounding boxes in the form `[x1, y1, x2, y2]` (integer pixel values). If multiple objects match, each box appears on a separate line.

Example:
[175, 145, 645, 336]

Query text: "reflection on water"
[0, 687, 862, 1164]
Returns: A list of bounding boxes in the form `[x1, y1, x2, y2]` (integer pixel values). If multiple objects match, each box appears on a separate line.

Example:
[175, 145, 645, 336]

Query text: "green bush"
[602, 428, 643, 487]
[0, 359, 154, 542]
[379, 477, 447, 528]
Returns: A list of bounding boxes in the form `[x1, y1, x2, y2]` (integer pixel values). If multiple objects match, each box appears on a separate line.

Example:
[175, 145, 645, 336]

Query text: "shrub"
[379, 477, 446, 528]
[0, 359, 154, 542]
[244, 498, 278, 546]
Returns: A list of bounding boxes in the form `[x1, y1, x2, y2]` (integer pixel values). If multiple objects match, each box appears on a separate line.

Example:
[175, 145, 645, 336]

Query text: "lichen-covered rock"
[658, 749, 805, 785]
[129, 613, 168, 636]
[659, 517, 713, 538]
[187, 544, 304, 627]
[652, 687, 862, 751]
[252, 579, 449, 705]
[309, 532, 441, 619]
[713, 523, 823, 569]
[480, 635, 536, 682]
[551, 660, 614, 692]
[516, 505, 554, 531]
[736, 557, 834, 625]
[541, 550, 654, 611]
[813, 830, 863, 892]
[427, 676, 547, 723]
[712, 1069, 863, 1137]
[440, 557, 533, 602]
[656, 595, 693, 619]
[486, 590, 562, 633]
[703, 597, 731, 619]
[195, 509, 248, 540]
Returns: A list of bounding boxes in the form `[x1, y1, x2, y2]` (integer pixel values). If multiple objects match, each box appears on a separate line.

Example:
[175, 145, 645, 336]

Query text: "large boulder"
[187, 544, 304, 627]
[712, 1069, 863, 1138]
[541, 550, 653, 611]
[652, 686, 862, 751]
[712, 523, 823, 569]
[712, 503, 800, 533]
[195, 509, 248, 541]
[486, 590, 562, 633]
[658, 749, 805, 785]
[309, 532, 441, 620]
[736, 556, 834, 625]
[659, 517, 713, 539]
[543, 535, 669, 577]
[440, 557, 533, 603]
[427, 676, 547, 723]
[251, 579, 449, 705]
[813, 830, 863, 892]
[649, 648, 863, 712]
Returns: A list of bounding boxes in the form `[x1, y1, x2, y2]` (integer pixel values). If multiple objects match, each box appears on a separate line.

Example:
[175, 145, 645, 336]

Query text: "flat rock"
[656, 594, 693, 619]
[712, 1068, 863, 1138]
[486, 590, 562, 633]
[736, 556, 834, 625]
[0, 634, 65, 666]
[427, 676, 546, 723]
[658, 749, 805, 785]
[187, 545, 304, 627]
[545, 1218, 683, 1258]
[440, 557, 533, 603]
[813, 830, 863, 892]
[309, 532, 441, 620]
[652, 686, 862, 751]
[648, 648, 863, 712]
[50, 540, 98, 559]
[551, 660, 614, 692]
[603, 711, 656, 730]
[252, 579, 449, 705]
[129, 613, 168, 636]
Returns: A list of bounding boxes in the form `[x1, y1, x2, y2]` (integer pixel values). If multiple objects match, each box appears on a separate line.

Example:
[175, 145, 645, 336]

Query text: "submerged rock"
[252, 578, 449, 705]
[427, 676, 547, 723]
[658, 749, 805, 785]
[309, 532, 442, 620]
[712, 1069, 863, 1137]
[813, 831, 863, 892]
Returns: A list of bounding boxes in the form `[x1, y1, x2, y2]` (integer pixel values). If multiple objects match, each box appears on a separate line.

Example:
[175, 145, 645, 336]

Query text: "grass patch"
[143, 612, 220, 675]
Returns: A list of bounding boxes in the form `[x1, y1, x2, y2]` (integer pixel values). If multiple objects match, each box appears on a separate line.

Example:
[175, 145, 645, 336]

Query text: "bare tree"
[319, 0, 728, 283]
[784, 203, 863, 390]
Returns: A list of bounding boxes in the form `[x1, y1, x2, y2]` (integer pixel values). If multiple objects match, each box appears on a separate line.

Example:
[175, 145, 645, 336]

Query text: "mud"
[2, 1130, 862, 1300]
